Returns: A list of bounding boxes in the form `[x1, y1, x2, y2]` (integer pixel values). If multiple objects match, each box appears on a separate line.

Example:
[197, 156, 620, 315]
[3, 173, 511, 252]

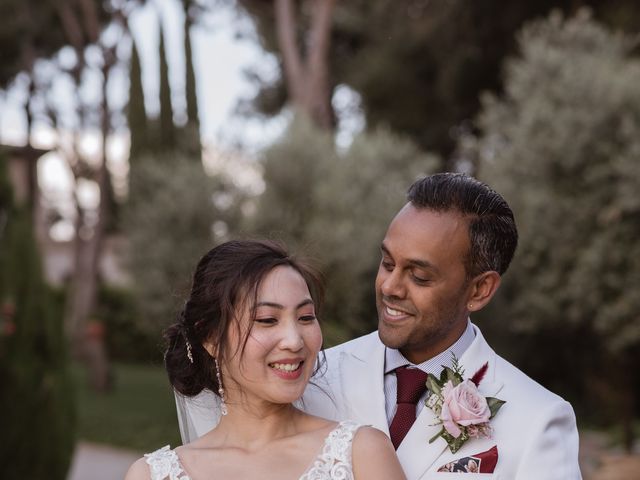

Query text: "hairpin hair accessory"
[185, 339, 194, 364]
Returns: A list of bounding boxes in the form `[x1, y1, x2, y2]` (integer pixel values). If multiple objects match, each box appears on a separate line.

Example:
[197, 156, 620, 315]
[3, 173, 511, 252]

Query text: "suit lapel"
[396, 400, 448, 478]
[397, 324, 505, 478]
[339, 334, 389, 434]
[459, 324, 504, 399]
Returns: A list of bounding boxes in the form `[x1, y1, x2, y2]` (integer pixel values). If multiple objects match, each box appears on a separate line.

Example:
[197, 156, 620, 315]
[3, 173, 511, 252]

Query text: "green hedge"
[95, 286, 165, 364]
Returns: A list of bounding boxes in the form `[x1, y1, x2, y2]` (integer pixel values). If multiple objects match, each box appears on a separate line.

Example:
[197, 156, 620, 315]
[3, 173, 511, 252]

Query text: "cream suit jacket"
[175, 324, 582, 480]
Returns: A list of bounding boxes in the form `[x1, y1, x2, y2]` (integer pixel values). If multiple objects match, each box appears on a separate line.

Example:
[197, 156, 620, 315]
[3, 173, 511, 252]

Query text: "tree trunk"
[69, 159, 112, 391]
[55, 0, 117, 392]
[274, 0, 336, 129]
[64, 102, 112, 392]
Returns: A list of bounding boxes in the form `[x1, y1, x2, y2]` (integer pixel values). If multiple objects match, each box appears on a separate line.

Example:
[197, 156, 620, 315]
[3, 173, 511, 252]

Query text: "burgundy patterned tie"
[389, 366, 429, 449]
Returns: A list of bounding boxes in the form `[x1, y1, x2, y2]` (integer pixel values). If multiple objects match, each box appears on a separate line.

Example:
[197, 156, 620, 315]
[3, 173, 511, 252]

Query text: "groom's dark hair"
[407, 172, 518, 277]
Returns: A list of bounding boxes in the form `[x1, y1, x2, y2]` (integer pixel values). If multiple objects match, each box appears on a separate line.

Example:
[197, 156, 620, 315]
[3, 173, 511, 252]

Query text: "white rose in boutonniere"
[425, 355, 505, 453]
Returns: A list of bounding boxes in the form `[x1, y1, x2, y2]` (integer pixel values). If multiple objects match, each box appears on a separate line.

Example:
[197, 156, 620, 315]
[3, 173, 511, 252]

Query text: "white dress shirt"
[383, 320, 475, 423]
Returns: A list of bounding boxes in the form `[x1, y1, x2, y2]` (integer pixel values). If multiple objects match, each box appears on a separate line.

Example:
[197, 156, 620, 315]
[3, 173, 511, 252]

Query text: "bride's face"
[222, 265, 323, 409]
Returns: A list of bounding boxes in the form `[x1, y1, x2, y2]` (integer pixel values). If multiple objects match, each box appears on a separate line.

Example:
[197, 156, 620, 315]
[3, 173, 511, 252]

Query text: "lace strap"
[299, 421, 363, 480]
[144, 445, 190, 480]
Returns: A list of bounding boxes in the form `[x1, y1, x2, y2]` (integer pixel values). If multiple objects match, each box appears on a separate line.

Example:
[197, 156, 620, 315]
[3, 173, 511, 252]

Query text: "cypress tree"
[181, 0, 201, 156]
[158, 21, 176, 150]
[128, 38, 148, 158]
[183, 0, 199, 133]
[0, 152, 75, 479]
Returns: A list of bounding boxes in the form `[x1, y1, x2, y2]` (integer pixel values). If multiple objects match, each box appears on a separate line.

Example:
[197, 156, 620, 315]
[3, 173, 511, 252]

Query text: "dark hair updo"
[164, 239, 324, 397]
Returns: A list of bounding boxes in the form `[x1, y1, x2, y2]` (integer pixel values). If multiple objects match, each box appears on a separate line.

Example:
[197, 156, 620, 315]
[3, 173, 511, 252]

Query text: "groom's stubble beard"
[376, 281, 470, 362]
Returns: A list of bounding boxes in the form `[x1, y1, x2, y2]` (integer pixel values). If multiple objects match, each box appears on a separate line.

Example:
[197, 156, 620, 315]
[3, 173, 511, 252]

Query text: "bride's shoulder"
[125, 445, 184, 480]
[351, 427, 406, 480]
[351, 425, 390, 447]
[124, 456, 151, 480]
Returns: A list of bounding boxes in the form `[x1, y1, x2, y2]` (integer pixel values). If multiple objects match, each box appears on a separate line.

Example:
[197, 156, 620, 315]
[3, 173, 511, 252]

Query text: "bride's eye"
[255, 317, 277, 325]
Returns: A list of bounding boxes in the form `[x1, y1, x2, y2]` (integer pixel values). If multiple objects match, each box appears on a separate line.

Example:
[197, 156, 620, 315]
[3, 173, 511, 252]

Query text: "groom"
[176, 173, 581, 479]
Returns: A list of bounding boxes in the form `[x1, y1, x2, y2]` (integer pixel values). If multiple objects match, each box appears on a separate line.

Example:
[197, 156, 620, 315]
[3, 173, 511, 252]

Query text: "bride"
[125, 240, 405, 480]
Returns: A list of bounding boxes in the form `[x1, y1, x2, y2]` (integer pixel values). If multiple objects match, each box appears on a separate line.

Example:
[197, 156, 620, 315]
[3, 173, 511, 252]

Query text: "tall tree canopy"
[237, 0, 640, 166]
[248, 117, 438, 342]
[0, 0, 109, 89]
[474, 10, 640, 449]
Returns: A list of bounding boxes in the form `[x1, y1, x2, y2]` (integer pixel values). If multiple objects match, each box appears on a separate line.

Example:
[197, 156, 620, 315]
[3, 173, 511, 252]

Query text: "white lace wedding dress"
[144, 421, 362, 480]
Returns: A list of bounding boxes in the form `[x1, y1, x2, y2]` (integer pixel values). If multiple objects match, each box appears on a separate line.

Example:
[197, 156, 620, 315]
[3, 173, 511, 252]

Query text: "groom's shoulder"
[472, 326, 568, 407]
[324, 330, 380, 359]
[489, 352, 579, 452]
[492, 350, 569, 408]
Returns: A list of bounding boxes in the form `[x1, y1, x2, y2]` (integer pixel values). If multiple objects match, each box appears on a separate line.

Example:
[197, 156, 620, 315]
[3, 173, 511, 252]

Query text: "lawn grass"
[74, 362, 182, 452]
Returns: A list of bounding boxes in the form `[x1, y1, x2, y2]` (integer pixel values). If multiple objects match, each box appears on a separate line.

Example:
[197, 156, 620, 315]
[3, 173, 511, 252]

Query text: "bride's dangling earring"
[215, 357, 228, 416]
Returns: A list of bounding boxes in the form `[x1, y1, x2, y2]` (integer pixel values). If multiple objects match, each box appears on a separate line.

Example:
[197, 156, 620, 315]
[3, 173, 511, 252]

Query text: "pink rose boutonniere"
[425, 356, 505, 453]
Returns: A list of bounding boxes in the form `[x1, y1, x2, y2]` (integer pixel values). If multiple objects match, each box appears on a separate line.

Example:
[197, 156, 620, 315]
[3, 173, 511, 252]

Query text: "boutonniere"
[425, 355, 505, 454]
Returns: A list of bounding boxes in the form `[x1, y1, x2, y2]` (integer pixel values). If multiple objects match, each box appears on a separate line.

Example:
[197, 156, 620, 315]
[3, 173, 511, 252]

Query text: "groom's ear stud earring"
[468, 304, 473, 309]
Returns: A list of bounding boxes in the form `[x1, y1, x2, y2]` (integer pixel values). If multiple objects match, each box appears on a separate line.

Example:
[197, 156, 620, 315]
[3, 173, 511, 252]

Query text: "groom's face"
[375, 203, 473, 364]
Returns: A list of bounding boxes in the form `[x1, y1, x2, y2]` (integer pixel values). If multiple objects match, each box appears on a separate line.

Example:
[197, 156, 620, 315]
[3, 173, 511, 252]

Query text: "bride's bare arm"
[352, 427, 407, 480]
[124, 458, 150, 480]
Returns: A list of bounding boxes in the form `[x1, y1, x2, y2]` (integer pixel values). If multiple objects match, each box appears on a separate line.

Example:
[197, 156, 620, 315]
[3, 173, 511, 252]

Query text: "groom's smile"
[375, 203, 473, 364]
[381, 300, 415, 322]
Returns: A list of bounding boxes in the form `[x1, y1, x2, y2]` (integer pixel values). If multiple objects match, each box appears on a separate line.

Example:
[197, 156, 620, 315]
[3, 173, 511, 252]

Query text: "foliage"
[158, 25, 176, 150]
[124, 152, 245, 333]
[74, 362, 181, 451]
[0, 155, 75, 480]
[128, 38, 148, 158]
[248, 117, 438, 343]
[0, 0, 63, 87]
[237, 0, 640, 162]
[477, 10, 640, 354]
[0, 0, 111, 88]
[94, 286, 163, 363]
[471, 11, 640, 443]
[248, 116, 335, 243]
[123, 0, 212, 351]
[128, 2, 201, 158]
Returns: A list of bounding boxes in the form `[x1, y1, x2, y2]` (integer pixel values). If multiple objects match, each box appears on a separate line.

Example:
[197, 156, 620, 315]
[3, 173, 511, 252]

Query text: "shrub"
[0, 153, 75, 479]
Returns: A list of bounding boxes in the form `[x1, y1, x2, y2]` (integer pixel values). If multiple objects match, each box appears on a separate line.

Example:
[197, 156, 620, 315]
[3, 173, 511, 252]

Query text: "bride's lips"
[268, 359, 305, 380]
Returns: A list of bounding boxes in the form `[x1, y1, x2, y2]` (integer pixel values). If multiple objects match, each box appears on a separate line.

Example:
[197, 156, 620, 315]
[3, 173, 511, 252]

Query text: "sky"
[0, 0, 284, 146]
[0, 0, 363, 240]
[0, 0, 279, 239]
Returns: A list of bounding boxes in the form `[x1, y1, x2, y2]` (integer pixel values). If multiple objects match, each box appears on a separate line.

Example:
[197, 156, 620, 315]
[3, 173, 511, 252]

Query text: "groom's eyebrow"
[408, 258, 438, 272]
[381, 243, 439, 273]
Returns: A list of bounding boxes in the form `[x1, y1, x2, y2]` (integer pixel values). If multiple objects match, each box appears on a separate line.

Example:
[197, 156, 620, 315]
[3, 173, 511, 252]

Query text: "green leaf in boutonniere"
[486, 397, 506, 419]
[426, 374, 442, 396]
[429, 427, 446, 445]
[446, 433, 468, 454]
[430, 428, 469, 454]
[439, 366, 463, 385]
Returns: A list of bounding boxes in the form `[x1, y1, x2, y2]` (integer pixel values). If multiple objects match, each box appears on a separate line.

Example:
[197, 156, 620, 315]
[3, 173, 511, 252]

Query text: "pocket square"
[437, 445, 498, 473]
